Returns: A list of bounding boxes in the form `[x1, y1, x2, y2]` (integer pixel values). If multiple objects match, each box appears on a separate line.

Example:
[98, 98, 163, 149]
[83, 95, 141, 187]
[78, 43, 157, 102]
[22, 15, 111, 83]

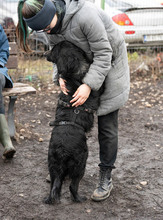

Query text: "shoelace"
[98, 170, 108, 188]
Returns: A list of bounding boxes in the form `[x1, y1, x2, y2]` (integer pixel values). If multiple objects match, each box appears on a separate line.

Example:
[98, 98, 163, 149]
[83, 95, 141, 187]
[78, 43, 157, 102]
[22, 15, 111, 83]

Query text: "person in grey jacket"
[17, 0, 130, 201]
[0, 24, 16, 159]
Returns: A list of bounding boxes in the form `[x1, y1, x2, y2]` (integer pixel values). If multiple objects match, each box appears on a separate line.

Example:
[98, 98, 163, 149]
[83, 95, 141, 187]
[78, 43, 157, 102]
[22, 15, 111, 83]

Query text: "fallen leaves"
[86, 209, 92, 214]
[39, 138, 44, 142]
[136, 181, 148, 190]
[18, 193, 24, 197]
[129, 79, 162, 111]
[140, 181, 148, 186]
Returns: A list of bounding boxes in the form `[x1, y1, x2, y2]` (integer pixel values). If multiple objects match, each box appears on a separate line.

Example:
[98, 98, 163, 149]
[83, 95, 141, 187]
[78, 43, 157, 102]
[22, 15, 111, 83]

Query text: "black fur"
[45, 41, 101, 204]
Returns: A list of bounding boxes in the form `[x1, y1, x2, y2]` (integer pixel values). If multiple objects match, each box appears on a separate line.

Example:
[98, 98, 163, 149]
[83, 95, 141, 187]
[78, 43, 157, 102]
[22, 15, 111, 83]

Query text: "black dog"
[45, 41, 101, 204]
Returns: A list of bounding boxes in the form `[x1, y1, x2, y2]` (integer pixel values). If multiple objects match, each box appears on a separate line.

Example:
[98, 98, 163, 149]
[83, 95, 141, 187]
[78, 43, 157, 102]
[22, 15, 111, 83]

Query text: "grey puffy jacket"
[48, 0, 130, 116]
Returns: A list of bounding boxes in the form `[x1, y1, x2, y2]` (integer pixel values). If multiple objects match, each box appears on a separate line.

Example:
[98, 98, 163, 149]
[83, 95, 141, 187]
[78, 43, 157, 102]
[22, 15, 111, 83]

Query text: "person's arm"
[0, 25, 9, 68]
[80, 12, 113, 91]
[70, 10, 113, 106]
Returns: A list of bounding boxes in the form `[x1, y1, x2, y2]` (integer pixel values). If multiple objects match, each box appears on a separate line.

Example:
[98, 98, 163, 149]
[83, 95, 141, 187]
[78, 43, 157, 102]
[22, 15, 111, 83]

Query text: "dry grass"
[128, 51, 163, 80]
[9, 56, 54, 85]
[8, 51, 162, 87]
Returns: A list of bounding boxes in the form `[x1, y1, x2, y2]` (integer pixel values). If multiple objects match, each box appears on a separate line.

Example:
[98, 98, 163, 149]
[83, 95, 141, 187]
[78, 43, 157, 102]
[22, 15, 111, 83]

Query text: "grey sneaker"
[91, 169, 113, 201]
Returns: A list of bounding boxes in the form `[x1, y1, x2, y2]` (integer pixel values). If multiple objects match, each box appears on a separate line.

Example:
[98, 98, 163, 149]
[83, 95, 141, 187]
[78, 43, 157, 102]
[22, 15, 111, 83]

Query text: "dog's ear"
[57, 56, 80, 78]
[67, 56, 79, 73]
[57, 56, 68, 76]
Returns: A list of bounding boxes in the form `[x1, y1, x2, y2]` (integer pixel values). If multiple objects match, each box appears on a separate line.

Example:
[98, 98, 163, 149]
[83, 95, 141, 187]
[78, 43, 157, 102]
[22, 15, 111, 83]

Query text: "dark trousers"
[0, 74, 6, 114]
[98, 109, 119, 171]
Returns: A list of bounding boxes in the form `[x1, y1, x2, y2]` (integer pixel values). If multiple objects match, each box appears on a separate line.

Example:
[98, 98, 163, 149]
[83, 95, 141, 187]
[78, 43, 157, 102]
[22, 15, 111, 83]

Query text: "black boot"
[91, 168, 113, 201]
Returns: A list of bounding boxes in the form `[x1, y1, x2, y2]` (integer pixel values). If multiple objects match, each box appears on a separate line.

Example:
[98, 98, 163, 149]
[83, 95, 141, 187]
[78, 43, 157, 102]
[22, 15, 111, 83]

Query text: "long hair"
[16, 0, 45, 53]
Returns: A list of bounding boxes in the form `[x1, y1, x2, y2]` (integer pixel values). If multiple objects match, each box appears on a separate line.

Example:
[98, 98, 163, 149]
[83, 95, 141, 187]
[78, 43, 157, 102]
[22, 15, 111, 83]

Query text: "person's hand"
[59, 78, 69, 95]
[70, 84, 91, 107]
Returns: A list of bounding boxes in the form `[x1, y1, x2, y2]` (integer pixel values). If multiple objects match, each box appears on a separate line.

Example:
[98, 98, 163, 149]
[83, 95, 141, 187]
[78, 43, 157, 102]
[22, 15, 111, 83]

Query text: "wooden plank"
[6, 56, 18, 69]
[6, 42, 18, 69]
[3, 86, 36, 96]
[13, 83, 30, 87]
[9, 42, 18, 55]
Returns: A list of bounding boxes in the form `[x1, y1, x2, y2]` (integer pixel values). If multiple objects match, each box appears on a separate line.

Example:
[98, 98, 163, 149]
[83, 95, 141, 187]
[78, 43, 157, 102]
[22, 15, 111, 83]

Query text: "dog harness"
[53, 121, 85, 132]
[50, 98, 96, 132]
[58, 99, 96, 114]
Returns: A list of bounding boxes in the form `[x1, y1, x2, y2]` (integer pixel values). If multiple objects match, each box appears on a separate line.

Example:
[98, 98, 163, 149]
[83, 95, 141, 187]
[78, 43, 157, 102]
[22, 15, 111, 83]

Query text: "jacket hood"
[61, 0, 85, 31]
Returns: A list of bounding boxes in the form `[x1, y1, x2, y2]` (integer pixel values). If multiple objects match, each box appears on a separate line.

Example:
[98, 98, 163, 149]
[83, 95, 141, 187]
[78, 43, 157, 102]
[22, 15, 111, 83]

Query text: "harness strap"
[54, 99, 96, 132]
[54, 121, 85, 132]
[58, 99, 95, 114]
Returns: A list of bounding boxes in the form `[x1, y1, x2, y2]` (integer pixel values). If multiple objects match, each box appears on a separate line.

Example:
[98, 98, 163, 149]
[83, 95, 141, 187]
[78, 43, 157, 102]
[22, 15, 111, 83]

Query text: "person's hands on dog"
[59, 78, 69, 95]
[70, 84, 91, 107]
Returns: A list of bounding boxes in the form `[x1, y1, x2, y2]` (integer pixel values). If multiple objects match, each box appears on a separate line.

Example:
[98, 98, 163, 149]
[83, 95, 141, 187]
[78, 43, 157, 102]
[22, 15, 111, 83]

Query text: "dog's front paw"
[43, 196, 53, 204]
[72, 195, 87, 203]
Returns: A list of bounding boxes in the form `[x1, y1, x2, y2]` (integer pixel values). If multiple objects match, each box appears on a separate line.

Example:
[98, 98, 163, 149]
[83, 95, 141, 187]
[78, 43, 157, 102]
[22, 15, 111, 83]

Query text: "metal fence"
[0, 0, 163, 83]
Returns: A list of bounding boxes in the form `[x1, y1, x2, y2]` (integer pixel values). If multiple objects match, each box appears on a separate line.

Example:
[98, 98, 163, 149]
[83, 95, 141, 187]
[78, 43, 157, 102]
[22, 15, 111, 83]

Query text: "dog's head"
[46, 41, 90, 82]
[46, 43, 62, 64]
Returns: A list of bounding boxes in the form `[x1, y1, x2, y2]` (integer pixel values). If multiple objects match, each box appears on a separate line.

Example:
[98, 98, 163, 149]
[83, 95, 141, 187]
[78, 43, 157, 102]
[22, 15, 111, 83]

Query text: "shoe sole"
[3, 149, 16, 159]
[91, 184, 113, 202]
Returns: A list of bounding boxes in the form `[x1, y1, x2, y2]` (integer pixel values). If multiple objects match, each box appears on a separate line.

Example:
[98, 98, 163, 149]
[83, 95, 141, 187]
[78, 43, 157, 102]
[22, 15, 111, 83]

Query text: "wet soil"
[0, 73, 162, 220]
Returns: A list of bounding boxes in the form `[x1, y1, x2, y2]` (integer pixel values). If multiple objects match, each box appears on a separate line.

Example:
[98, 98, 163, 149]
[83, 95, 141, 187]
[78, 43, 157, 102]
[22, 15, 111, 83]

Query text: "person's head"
[16, 0, 57, 52]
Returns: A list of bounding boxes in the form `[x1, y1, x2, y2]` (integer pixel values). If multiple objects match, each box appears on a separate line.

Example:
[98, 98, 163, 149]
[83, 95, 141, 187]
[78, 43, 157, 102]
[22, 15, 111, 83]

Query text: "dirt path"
[0, 75, 162, 220]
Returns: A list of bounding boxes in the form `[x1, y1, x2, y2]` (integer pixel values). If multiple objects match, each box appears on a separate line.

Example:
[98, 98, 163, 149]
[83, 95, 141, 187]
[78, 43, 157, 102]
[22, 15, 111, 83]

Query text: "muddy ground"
[0, 69, 162, 220]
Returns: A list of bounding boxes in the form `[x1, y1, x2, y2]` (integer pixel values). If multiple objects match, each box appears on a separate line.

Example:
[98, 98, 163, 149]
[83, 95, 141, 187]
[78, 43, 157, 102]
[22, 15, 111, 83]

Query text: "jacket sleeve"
[0, 25, 9, 67]
[79, 11, 113, 91]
